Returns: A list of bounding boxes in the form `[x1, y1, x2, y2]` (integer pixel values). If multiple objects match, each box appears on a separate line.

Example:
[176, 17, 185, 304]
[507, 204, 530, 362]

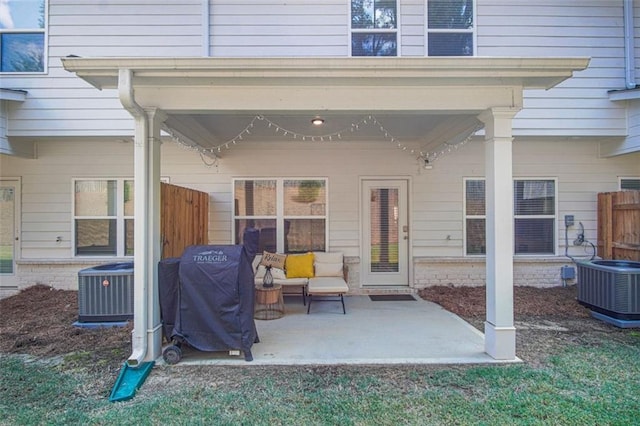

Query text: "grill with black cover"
[160, 228, 259, 363]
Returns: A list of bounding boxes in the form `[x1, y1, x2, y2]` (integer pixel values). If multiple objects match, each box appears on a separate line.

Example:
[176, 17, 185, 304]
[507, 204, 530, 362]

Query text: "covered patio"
[163, 295, 503, 366]
[61, 57, 589, 365]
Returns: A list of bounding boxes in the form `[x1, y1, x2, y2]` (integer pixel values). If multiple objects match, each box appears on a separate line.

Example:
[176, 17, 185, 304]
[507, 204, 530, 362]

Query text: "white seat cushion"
[308, 277, 348, 294]
[275, 277, 308, 286]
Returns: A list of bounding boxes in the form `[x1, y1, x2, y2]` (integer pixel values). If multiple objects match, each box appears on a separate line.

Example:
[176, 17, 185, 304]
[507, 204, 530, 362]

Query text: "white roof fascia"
[608, 88, 640, 101]
[61, 57, 590, 91]
[0, 88, 27, 102]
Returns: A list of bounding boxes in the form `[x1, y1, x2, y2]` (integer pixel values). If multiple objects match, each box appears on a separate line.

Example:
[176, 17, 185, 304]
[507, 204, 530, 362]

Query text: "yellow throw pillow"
[285, 252, 315, 278]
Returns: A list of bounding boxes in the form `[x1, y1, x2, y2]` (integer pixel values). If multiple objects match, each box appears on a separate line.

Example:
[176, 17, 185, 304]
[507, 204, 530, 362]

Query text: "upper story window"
[0, 0, 46, 73]
[427, 0, 474, 56]
[351, 0, 398, 56]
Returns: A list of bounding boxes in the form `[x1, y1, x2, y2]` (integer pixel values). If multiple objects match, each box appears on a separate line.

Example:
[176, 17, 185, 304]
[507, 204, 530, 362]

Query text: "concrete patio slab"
[159, 295, 520, 366]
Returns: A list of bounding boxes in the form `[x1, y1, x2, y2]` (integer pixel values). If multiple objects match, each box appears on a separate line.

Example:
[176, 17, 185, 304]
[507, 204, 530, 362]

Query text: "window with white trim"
[233, 178, 327, 253]
[464, 178, 485, 255]
[464, 178, 557, 256]
[350, 0, 398, 56]
[620, 177, 640, 190]
[0, 0, 47, 73]
[73, 179, 134, 256]
[427, 0, 474, 56]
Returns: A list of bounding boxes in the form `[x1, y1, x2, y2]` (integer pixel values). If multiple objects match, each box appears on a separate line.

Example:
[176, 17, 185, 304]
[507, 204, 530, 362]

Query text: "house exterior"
[1, 1, 639, 363]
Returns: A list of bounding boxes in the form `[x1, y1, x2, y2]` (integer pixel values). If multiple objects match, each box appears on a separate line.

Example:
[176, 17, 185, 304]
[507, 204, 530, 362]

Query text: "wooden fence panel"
[597, 190, 640, 261]
[161, 182, 209, 259]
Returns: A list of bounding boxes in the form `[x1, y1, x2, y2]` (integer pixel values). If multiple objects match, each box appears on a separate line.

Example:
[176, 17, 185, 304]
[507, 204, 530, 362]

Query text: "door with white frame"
[361, 179, 409, 286]
[0, 179, 20, 296]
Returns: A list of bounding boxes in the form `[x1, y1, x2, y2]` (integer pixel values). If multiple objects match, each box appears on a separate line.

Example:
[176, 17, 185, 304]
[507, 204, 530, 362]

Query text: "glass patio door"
[0, 179, 19, 295]
[361, 179, 409, 286]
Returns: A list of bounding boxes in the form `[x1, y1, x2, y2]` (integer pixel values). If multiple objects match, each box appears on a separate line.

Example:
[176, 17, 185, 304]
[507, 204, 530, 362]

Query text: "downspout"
[118, 68, 149, 366]
[624, 0, 636, 89]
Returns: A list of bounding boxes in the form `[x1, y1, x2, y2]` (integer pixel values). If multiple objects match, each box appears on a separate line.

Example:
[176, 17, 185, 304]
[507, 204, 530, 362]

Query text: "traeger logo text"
[193, 250, 228, 263]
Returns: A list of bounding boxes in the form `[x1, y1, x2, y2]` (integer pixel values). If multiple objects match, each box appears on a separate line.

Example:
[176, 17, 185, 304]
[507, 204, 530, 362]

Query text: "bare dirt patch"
[0, 284, 633, 395]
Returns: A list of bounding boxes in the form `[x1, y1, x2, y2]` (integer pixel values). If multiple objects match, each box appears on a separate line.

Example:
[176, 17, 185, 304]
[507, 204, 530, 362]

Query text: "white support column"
[129, 107, 165, 365]
[478, 107, 519, 360]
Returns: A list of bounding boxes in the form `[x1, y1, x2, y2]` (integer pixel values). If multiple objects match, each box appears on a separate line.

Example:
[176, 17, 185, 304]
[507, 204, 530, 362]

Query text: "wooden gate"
[597, 190, 640, 261]
[161, 182, 209, 259]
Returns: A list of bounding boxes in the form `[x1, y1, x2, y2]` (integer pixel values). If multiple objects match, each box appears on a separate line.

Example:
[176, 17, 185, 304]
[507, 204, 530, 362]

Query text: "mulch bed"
[0, 285, 131, 360]
[419, 285, 590, 320]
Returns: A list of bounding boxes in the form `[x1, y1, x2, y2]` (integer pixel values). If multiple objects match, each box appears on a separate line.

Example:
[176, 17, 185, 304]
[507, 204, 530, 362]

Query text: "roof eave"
[61, 56, 590, 91]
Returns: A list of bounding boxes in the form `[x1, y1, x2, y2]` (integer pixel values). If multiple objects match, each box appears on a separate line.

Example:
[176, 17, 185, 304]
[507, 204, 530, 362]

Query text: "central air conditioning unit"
[577, 260, 640, 320]
[78, 262, 134, 322]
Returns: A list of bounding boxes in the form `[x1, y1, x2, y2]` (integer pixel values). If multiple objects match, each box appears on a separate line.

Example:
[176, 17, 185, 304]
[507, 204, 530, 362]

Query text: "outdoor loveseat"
[252, 251, 348, 314]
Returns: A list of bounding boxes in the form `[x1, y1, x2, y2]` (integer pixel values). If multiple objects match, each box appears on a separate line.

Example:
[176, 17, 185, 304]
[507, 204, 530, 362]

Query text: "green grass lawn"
[1, 337, 639, 425]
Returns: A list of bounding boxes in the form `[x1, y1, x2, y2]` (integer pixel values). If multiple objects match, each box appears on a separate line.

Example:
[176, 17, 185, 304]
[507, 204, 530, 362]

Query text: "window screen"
[620, 178, 640, 190]
[0, 0, 46, 72]
[465, 179, 485, 255]
[351, 0, 398, 56]
[234, 178, 327, 253]
[74, 179, 133, 256]
[427, 0, 474, 56]
[464, 179, 556, 255]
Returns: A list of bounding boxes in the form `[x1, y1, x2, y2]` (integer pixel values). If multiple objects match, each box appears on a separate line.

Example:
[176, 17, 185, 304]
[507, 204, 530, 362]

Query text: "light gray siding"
[0, 0, 636, 139]
[3, 136, 637, 263]
[477, 0, 628, 136]
[49, 0, 202, 58]
[4, 0, 202, 137]
[629, 100, 640, 149]
[8, 140, 135, 259]
[1, 1, 639, 293]
[210, 0, 348, 56]
[399, 0, 424, 56]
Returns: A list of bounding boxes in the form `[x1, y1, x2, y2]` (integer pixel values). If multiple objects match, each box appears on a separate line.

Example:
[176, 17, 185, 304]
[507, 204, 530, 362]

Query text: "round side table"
[254, 284, 284, 320]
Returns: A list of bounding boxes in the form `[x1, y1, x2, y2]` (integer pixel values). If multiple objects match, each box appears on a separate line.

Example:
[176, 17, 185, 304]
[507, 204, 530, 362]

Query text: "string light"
[164, 115, 482, 168]
[162, 125, 219, 168]
[418, 123, 483, 168]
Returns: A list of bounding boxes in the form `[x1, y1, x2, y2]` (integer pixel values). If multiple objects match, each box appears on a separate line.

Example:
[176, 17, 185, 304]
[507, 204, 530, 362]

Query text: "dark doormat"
[369, 294, 416, 301]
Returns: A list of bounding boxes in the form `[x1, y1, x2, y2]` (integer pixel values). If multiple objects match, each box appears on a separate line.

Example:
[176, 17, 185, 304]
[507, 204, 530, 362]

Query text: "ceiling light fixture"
[311, 117, 325, 126]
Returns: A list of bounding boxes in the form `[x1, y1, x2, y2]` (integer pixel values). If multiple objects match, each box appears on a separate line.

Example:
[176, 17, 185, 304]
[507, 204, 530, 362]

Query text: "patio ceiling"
[161, 112, 484, 155]
[61, 57, 590, 157]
